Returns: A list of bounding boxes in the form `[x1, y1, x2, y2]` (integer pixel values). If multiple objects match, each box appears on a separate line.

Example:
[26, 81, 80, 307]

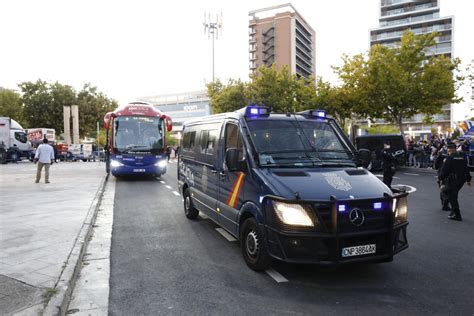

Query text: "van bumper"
[111, 164, 166, 177]
[263, 222, 408, 266]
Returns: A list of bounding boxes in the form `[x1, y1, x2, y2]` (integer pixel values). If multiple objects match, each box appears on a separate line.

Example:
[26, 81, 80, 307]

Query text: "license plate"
[341, 244, 376, 258]
[133, 169, 146, 172]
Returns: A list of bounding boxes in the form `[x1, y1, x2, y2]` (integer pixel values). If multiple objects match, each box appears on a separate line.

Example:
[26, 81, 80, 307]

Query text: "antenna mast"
[203, 12, 222, 82]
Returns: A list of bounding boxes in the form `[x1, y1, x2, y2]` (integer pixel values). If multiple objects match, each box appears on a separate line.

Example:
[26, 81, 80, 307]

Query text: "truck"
[0, 117, 32, 163]
[27, 128, 56, 144]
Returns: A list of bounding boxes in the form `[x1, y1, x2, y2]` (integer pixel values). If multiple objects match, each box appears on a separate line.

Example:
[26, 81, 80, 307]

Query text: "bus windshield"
[246, 119, 353, 166]
[114, 116, 164, 152]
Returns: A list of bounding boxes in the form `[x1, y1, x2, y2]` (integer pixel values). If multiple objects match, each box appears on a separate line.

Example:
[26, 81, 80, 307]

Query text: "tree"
[0, 89, 25, 126]
[207, 79, 249, 114]
[334, 31, 461, 134]
[77, 83, 118, 137]
[19, 80, 76, 133]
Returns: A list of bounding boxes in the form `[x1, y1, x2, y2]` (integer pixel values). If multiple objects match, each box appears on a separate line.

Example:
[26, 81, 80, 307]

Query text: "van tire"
[240, 217, 271, 271]
[183, 189, 199, 219]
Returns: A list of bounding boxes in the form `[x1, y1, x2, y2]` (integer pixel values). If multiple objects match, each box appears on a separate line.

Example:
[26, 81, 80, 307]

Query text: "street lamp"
[203, 12, 222, 82]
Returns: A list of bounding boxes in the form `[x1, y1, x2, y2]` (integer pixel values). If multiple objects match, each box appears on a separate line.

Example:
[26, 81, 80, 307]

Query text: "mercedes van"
[178, 106, 409, 270]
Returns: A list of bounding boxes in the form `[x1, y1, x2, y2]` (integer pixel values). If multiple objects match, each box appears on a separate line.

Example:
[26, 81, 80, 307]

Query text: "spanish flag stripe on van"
[226, 172, 245, 208]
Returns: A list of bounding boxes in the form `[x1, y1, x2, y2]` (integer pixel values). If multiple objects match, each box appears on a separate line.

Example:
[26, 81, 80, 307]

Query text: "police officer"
[382, 142, 396, 188]
[434, 146, 450, 211]
[439, 142, 472, 221]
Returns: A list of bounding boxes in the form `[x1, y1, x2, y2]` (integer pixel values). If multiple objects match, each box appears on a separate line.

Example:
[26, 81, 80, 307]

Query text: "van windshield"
[246, 119, 353, 166]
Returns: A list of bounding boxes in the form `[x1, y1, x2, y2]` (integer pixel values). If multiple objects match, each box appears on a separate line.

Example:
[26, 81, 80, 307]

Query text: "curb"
[42, 173, 109, 316]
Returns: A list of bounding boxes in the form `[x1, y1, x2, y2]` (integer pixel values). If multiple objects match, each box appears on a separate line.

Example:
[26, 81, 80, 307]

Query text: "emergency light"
[373, 202, 383, 210]
[245, 105, 270, 117]
[338, 204, 346, 212]
[298, 109, 327, 119]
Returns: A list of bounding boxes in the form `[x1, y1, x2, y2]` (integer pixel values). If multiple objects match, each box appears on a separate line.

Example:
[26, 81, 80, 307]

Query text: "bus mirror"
[358, 149, 371, 168]
[166, 117, 173, 132]
[225, 148, 243, 171]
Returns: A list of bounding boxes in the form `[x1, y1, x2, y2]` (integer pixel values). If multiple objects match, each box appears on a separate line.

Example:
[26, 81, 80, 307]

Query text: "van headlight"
[272, 201, 314, 227]
[110, 160, 123, 167]
[393, 196, 408, 225]
[155, 160, 167, 168]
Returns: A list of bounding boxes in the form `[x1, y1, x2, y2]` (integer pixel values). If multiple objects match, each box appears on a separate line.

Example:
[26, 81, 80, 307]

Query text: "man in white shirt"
[34, 138, 55, 183]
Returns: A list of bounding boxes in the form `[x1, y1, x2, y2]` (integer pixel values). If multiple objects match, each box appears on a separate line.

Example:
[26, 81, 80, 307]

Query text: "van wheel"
[183, 189, 199, 219]
[240, 217, 270, 271]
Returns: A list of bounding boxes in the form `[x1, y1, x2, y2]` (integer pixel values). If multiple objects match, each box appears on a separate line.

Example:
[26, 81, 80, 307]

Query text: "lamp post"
[203, 12, 222, 82]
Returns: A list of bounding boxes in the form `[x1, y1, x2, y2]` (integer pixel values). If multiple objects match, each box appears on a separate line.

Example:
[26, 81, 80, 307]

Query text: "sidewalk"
[0, 161, 106, 315]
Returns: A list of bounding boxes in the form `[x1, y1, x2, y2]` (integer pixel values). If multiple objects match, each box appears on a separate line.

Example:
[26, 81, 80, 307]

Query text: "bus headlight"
[393, 196, 408, 225]
[272, 201, 314, 227]
[110, 160, 123, 167]
[155, 160, 167, 168]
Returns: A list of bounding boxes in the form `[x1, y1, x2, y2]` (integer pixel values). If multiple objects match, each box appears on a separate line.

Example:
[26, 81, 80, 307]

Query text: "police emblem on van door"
[322, 173, 352, 191]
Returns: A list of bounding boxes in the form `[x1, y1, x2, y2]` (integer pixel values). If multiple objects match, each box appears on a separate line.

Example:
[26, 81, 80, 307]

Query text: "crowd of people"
[406, 136, 471, 169]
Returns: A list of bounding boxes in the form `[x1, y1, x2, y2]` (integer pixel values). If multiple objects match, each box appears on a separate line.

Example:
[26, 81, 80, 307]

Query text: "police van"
[178, 106, 409, 270]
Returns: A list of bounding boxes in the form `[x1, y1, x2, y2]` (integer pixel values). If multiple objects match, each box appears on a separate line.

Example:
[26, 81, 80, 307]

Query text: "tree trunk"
[397, 117, 405, 136]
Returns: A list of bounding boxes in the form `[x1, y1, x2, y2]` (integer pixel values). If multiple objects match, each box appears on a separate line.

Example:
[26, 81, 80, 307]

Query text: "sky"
[0, 0, 472, 119]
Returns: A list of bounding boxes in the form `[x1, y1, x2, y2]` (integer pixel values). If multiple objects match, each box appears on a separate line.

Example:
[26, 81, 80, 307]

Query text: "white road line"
[392, 184, 417, 193]
[403, 173, 419, 176]
[215, 228, 237, 242]
[160, 180, 166, 184]
[166, 185, 172, 189]
[375, 174, 399, 179]
[172, 191, 180, 196]
[265, 268, 289, 283]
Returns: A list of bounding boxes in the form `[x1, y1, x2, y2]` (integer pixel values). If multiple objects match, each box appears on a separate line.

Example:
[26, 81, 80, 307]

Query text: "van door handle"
[211, 169, 217, 174]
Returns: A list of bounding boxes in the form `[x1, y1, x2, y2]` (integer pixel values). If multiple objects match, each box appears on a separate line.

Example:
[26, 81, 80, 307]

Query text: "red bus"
[103, 102, 172, 177]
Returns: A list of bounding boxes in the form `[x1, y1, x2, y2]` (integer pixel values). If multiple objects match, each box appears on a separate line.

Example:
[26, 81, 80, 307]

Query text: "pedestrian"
[166, 145, 171, 162]
[438, 142, 472, 221]
[382, 142, 396, 189]
[34, 138, 55, 184]
[434, 146, 450, 211]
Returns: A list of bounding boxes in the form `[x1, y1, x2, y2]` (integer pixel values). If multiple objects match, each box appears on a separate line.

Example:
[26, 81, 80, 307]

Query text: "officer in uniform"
[382, 142, 396, 189]
[439, 142, 472, 221]
[434, 146, 450, 211]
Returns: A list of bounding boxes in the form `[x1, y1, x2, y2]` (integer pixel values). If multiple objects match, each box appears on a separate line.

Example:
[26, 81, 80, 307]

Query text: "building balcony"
[380, 3, 437, 20]
[381, 0, 419, 9]
[295, 35, 312, 54]
[295, 28, 312, 47]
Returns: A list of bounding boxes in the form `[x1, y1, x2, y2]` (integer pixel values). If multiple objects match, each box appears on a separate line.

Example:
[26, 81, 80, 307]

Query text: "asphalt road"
[108, 163, 474, 315]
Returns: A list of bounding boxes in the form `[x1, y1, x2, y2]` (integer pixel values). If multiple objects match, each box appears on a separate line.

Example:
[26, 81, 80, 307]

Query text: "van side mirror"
[225, 148, 244, 171]
[358, 149, 372, 168]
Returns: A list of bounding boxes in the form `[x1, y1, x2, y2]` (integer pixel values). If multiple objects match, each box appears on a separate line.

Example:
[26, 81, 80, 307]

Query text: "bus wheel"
[240, 217, 270, 271]
[183, 189, 199, 219]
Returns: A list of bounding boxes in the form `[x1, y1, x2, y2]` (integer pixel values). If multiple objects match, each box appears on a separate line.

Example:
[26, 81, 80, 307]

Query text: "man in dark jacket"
[434, 146, 450, 210]
[382, 142, 396, 189]
[439, 143, 472, 221]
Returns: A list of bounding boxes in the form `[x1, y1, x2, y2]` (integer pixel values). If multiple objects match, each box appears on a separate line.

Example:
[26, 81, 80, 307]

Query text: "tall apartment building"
[249, 3, 316, 79]
[369, 0, 454, 136]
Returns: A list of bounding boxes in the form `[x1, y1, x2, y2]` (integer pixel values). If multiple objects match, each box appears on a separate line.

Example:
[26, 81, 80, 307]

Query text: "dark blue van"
[178, 106, 409, 270]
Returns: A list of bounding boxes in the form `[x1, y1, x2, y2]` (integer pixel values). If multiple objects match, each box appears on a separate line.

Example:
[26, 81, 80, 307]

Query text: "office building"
[369, 0, 454, 136]
[138, 91, 211, 134]
[249, 3, 316, 78]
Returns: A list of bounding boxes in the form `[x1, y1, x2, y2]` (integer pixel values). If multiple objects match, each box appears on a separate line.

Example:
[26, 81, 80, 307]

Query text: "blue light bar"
[245, 105, 270, 116]
[373, 202, 383, 210]
[316, 110, 326, 118]
[338, 204, 346, 212]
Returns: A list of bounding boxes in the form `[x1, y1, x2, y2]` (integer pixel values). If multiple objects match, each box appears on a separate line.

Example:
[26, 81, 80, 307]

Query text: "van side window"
[199, 129, 218, 155]
[225, 123, 243, 160]
[182, 131, 196, 151]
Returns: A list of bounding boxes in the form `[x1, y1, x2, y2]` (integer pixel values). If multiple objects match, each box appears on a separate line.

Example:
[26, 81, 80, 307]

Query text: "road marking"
[166, 185, 172, 189]
[215, 228, 237, 242]
[172, 191, 180, 196]
[160, 180, 166, 184]
[403, 173, 419, 176]
[265, 268, 289, 283]
[392, 184, 417, 193]
[375, 174, 399, 179]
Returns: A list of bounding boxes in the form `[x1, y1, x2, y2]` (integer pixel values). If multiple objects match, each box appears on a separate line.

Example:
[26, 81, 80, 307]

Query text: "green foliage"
[207, 79, 249, 114]
[166, 133, 176, 147]
[334, 31, 461, 134]
[18, 80, 117, 139]
[0, 89, 25, 126]
[451, 129, 461, 140]
[365, 125, 400, 135]
[19, 79, 76, 133]
[77, 83, 118, 138]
